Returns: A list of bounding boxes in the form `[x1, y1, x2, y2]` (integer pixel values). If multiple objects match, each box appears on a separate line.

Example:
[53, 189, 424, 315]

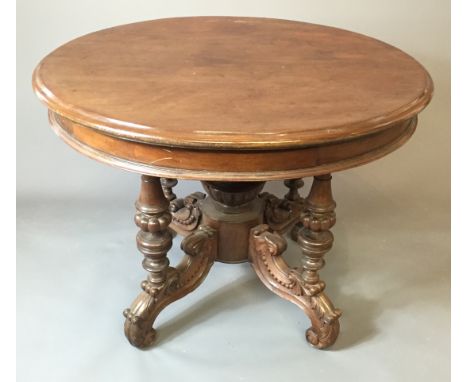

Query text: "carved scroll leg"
[249, 174, 341, 349]
[123, 176, 217, 349]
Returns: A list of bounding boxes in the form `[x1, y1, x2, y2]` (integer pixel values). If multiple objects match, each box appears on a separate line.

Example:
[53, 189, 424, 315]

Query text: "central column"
[200, 181, 265, 263]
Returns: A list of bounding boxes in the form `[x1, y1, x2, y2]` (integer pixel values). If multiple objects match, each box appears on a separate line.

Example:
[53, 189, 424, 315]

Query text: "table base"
[123, 175, 341, 349]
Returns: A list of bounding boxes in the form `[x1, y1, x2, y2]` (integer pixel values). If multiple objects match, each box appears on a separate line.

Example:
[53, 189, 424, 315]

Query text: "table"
[32, 17, 433, 349]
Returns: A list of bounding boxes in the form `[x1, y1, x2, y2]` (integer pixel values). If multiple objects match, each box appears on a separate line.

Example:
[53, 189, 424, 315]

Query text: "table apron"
[48, 111, 417, 181]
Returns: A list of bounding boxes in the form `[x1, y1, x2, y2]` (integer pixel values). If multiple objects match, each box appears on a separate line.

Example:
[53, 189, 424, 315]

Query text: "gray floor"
[17, 172, 450, 382]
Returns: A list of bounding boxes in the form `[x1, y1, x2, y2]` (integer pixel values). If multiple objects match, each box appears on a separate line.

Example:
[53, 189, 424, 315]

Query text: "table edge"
[32, 30, 433, 151]
[48, 111, 418, 181]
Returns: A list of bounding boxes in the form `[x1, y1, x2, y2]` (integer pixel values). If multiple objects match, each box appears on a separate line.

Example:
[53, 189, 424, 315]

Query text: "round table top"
[33, 17, 432, 150]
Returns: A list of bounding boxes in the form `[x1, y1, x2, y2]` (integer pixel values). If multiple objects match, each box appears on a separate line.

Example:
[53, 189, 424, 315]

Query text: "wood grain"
[33, 17, 433, 150]
[31, 18, 435, 350]
[124, 176, 218, 348]
[49, 110, 417, 181]
[249, 175, 341, 349]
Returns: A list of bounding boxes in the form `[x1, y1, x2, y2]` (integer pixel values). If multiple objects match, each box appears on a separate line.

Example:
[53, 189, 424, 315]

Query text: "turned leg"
[284, 178, 304, 202]
[249, 174, 341, 349]
[284, 178, 304, 240]
[299, 174, 341, 347]
[123, 175, 217, 348]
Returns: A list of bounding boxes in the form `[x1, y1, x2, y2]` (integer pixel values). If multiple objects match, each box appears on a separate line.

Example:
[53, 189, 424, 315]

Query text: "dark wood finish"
[284, 179, 304, 202]
[261, 191, 304, 233]
[126, 176, 338, 347]
[249, 175, 341, 349]
[161, 178, 178, 201]
[200, 181, 266, 263]
[123, 176, 217, 348]
[48, 111, 418, 181]
[33, 17, 434, 350]
[169, 192, 206, 235]
[284, 178, 305, 240]
[33, 17, 432, 180]
[33, 17, 432, 150]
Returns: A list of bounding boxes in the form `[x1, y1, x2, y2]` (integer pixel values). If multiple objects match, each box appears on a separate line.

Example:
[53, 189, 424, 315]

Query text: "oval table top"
[33, 17, 433, 181]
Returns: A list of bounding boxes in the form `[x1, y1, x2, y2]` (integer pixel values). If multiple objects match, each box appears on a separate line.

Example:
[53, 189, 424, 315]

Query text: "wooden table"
[33, 17, 433, 349]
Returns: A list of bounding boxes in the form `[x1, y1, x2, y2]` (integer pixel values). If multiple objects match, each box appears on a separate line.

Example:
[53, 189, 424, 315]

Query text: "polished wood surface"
[34, 17, 432, 181]
[33, 17, 434, 350]
[124, 176, 217, 348]
[48, 110, 417, 181]
[33, 17, 432, 150]
[249, 175, 341, 348]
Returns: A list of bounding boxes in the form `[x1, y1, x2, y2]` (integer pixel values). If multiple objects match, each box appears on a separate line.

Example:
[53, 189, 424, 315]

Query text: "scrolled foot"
[123, 292, 159, 348]
[305, 293, 341, 349]
[123, 266, 181, 348]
